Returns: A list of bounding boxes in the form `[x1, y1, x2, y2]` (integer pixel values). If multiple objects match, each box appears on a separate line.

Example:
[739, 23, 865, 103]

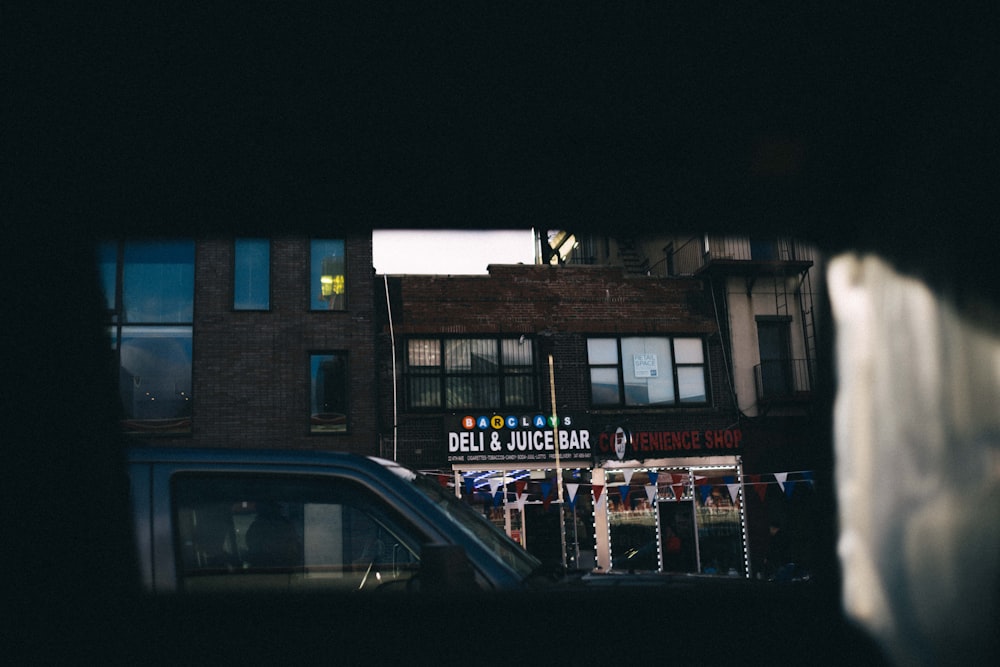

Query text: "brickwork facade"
[149, 235, 379, 453]
[377, 264, 740, 470]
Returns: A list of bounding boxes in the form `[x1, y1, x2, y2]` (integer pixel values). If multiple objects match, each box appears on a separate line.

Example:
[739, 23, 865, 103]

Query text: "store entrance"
[603, 462, 748, 576]
[457, 466, 595, 571]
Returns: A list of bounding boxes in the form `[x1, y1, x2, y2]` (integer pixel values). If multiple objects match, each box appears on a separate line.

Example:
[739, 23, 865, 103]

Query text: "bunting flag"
[540, 481, 553, 501]
[489, 478, 504, 496]
[774, 472, 787, 492]
[515, 480, 527, 499]
[593, 484, 605, 509]
[746, 475, 767, 502]
[699, 485, 711, 504]
[647, 471, 658, 488]
[801, 471, 814, 485]
[672, 483, 686, 501]
[463, 475, 476, 498]
[784, 479, 797, 498]
[622, 469, 635, 486]
[619, 484, 631, 507]
[566, 483, 580, 511]
[436, 475, 450, 489]
[727, 482, 741, 502]
[516, 492, 528, 512]
[492, 489, 504, 507]
[644, 484, 657, 505]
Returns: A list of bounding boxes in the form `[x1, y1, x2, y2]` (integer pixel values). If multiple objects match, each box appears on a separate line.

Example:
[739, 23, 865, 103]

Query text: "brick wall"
[149, 235, 379, 454]
[377, 264, 739, 469]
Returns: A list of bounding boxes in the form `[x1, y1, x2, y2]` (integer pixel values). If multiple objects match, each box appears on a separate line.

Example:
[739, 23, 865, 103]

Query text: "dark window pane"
[446, 376, 499, 410]
[408, 376, 441, 408]
[504, 376, 536, 407]
[119, 326, 192, 433]
[311, 240, 346, 311]
[234, 238, 270, 310]
[311, 353, 348, 433]
[122, 240, 194, 323]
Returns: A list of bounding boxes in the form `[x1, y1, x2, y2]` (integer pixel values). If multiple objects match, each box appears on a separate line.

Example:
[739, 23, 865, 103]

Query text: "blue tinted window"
[119, 326, 193, 433]
[310, 240, 346, 311]
[123, 240, 194, 323]
[234, 238, 270, 310]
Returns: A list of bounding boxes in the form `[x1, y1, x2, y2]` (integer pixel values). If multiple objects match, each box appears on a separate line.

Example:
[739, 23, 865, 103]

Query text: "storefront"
[444, 414, 754, 577]
[592, 425, 749, 577]
[445, 413, 597, 569]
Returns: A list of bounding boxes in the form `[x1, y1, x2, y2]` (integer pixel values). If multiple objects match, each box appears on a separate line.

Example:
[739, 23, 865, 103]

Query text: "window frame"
[586, 335, 709, 408]
[309, 239, 347, 311]
[99, 239, 195, 435]
[233, 237, 271, 311]
[404, 336, 539, 412]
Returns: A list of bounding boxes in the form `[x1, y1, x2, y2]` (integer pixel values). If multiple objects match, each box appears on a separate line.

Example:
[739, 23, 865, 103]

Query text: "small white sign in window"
[633, 353, 658, 378]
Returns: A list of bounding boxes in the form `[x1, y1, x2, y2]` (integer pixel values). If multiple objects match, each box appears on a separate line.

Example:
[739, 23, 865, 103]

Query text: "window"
[99, 240, 195, 434]
[310, 239, 346, 311]
[311, 352, 348, 433]
[587, 336, 707, 407]
[405, 337, 537, 410]
[172, 474, 424, 593]
[756, 317, 792, 400]
[233, 238, 270, 310]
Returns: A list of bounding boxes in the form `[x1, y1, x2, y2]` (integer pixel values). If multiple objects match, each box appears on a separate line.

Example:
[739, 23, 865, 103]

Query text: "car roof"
[125, 446, 378, 469]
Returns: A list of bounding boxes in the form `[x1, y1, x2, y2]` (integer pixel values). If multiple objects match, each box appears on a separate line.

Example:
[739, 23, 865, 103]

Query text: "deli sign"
[446, 414, 592, 464]
[595, 426, 743, 461]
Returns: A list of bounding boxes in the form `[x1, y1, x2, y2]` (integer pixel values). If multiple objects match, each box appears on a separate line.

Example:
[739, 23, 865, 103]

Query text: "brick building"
[376, 263, 749, 574]
[99, 235, 379, 453]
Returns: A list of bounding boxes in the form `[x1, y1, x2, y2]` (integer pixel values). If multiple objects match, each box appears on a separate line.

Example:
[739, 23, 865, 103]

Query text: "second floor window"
[98, 239, 195, 434]
[311, 239, 346, 311]
[233, 238, 270, 310]
[587, 336, 707, 407]
[406, 337, 537, 410]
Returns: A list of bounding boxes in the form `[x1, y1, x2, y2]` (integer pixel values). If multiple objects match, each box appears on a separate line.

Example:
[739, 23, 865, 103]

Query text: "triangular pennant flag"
[801, 471, 814, 485]
[699, 485, 711, 503]
[515, 480, 527, 499]
[727, 483, 741, 502]
[784, 479, 797, 498]
[774, 472, 787, 492]
[754, 481, 767, 503]
[619, 484, 631, 507]
[593, 485, 605, 507]
[647, 471, 658, 488]
[672, 484, 685, 501]
[516, 493, 528, 512]
[540, 481, 553, 501]
[489, 478, 504, 496]
[492, 490, 504, 507]
[463, 476, 476, 497]
[437, 475, 450, 489]
[566, 483, 580, 511]
[645, 484, 657, 505]
[622, 469, 635, 486]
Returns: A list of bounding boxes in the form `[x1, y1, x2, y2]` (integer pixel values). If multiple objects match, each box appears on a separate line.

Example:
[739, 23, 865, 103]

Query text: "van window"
[171, 474, 424, 593]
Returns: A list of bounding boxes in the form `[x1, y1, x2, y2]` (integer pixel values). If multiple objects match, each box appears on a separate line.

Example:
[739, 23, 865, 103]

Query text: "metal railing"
[753, 358, 814, 404]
